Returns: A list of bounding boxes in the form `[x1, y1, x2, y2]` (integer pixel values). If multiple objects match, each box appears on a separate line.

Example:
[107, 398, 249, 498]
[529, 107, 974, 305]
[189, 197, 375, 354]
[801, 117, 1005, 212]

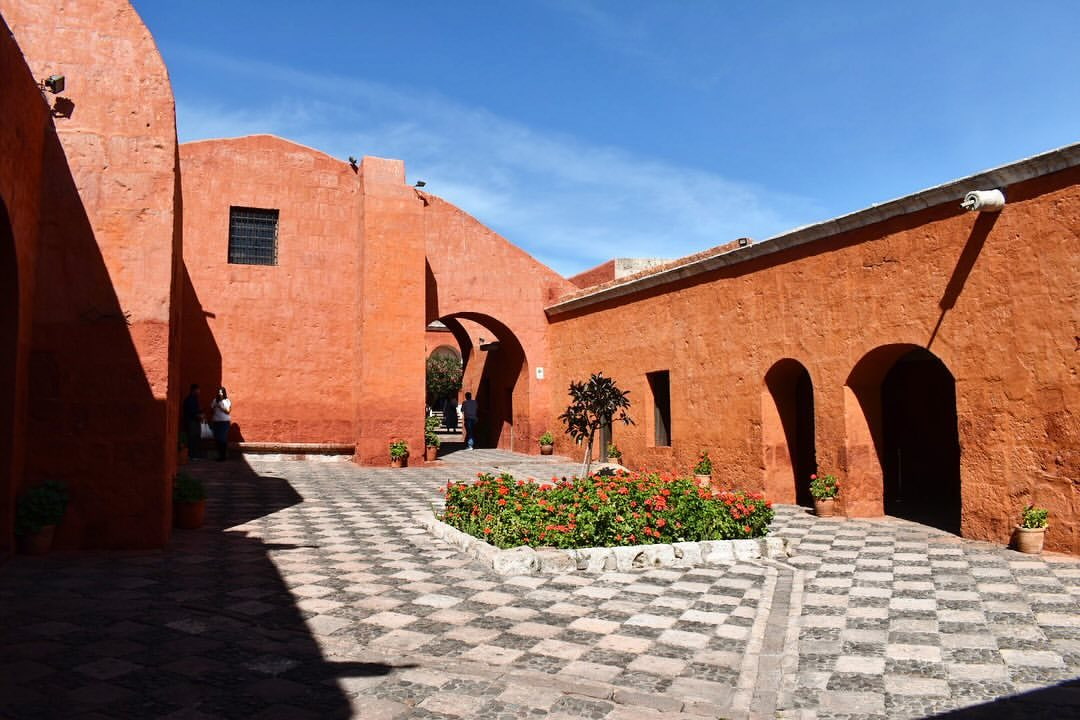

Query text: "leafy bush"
[606, 442, 622, 459]
[1020, 504, 1049, 529]
[694, 451, 712, 475]
[440, 470, 774, 549]
[538, 431, 554, 446]
[173, 472, 206, 503]
[809, 473, 839, 499]
[15, 481, 68, 536]
[389, 440, 409, 459]
[425, 416, 441, 448]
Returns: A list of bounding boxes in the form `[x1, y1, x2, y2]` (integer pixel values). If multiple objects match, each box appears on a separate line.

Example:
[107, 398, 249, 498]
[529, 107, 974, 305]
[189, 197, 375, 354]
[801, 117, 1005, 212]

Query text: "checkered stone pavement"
[772, 505, 1080, 719]
[2, 452, 1078, 719]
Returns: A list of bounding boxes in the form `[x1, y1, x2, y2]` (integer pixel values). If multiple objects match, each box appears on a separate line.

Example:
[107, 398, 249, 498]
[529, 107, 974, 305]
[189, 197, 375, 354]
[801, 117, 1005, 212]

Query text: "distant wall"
[180, 136, 360, 444]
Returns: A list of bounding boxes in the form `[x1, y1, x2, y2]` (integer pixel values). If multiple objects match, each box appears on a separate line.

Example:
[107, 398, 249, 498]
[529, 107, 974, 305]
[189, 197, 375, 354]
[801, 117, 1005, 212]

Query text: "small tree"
[558, 372, 634, 476]
[426, 354, 463, 403]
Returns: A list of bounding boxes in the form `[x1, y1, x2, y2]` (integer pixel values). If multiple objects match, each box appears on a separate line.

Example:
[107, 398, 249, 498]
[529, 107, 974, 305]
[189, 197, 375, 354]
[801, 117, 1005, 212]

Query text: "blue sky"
[132, 1, 1080, 276]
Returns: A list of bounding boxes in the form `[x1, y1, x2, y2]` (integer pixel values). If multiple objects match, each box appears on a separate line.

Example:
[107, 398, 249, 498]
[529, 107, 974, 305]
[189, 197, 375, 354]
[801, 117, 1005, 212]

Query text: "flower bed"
[440, 469, 774, 550]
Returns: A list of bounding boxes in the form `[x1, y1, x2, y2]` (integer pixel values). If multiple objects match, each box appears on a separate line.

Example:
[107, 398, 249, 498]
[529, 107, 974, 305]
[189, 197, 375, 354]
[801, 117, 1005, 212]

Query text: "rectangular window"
[648, 370, 671, 447]
[228, 206, 279, 265]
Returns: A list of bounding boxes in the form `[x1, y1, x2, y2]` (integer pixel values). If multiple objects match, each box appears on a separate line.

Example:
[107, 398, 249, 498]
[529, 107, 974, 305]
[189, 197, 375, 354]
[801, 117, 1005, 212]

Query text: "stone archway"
[440, 314, 529, 451]
[0, 196, 17, 552]
[846, 344, 961, 532]
[763, 359, 816, 506]
[882, 348, 961, 533]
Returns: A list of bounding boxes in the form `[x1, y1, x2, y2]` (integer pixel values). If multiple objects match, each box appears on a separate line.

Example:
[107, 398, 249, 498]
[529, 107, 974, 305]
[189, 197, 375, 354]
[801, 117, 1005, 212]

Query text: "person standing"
[442, 397, 458, 434]
[182, 384, 204, 459]
[461, 392, 479, 450]
[210, 386, 232, 462]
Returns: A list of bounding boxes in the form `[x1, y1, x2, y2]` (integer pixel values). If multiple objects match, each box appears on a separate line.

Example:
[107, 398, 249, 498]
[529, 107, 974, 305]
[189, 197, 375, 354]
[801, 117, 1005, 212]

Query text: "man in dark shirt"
[461, 392, 479, 450]
[182, 384, 204, 459]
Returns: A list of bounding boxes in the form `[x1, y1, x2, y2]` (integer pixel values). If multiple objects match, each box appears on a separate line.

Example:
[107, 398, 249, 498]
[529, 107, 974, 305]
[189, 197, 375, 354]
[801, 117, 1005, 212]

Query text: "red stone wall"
[0, 13, 48, 554]
[1, 0, 181, 549]
[568, 260, 615, 289]
[180, 136, 361, 445]
[549, 169, 1080, 553]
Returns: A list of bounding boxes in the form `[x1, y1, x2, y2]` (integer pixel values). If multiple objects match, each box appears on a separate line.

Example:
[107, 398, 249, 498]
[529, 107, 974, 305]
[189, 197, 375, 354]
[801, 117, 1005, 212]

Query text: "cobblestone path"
[1, 452, 1077, 719]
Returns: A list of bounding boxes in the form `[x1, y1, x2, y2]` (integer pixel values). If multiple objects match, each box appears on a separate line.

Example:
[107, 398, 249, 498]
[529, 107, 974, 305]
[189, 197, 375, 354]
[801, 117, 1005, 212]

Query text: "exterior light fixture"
[39, 74, 65, 94]
[737, 238, 750, 247]
[414, 181, 426, 188]
[960, 189, 1005, 212]
[347, 156, 358, 171]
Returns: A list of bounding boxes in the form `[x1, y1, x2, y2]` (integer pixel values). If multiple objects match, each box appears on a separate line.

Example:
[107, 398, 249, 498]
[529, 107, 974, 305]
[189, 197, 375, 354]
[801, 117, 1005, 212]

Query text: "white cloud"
[170, 48, 822, 276]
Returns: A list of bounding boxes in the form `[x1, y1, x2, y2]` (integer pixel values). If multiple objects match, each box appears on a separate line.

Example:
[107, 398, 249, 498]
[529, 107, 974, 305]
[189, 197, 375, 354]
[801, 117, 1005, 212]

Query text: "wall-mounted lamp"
[347, 156, 358, 171]
[39, 74, 65, 94]
[960, 189, 1005, 212]
[414, 180, 426, 188]
[737, 237, 750, 248]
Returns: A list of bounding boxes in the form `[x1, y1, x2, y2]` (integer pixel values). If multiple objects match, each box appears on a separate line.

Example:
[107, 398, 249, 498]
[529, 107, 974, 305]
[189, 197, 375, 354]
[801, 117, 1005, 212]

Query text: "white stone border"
[417, 510, 790, 575]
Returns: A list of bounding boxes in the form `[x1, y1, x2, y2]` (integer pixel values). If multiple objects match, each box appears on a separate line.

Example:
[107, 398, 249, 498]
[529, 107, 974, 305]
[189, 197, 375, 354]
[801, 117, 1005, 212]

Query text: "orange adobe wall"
[0, 0, 182, 549]
[548, 164, 1080, 554]
[180, 136, 361, 445]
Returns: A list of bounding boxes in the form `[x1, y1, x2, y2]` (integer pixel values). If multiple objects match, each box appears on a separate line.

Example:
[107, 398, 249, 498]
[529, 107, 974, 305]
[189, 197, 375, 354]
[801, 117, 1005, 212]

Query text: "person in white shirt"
[209, 386, 232, 461]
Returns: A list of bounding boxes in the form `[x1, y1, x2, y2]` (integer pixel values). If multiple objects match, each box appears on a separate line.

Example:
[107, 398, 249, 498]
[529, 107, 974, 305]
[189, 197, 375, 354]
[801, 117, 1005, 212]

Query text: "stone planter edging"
[417, 511, 789, 575]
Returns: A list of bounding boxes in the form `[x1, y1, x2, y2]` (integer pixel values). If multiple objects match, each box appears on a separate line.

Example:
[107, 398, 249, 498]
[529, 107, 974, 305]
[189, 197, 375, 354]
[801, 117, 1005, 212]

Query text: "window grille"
[228, 207, 279, 265]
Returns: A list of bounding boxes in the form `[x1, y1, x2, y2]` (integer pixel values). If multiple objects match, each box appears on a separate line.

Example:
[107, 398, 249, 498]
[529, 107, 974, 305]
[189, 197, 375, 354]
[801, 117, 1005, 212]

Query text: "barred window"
[228, 207, 279, 265]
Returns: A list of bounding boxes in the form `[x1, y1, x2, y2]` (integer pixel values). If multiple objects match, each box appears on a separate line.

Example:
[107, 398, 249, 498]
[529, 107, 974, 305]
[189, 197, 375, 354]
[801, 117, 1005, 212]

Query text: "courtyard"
[2, 451, 1078, 719]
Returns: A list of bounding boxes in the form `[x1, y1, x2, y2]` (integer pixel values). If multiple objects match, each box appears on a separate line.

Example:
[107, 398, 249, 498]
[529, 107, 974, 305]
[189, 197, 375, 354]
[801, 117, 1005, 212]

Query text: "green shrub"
[538, 431, 554, 446]
[606, 442, 622, 459]
[173, 472, 206, 503]
[15, 481, 69, 536]
[440, 469, 774, 549]
[425, 417, 441, 448]
[1020, 504, 1049, 529]
[693, 451, 712, 475]
[389, 440, 409, 459]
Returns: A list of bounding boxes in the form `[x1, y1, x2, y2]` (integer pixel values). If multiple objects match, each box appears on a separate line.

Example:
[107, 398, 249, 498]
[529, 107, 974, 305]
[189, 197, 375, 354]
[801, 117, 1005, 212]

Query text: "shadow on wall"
[21, 115, 170, 549]
[0, 457, 400, 716]
[0, 196, 16, 554]
[179, 263, 240, 442]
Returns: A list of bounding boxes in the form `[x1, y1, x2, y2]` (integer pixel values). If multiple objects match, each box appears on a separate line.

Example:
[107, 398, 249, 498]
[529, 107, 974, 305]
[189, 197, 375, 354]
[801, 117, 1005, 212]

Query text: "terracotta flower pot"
[425, 446, 438, 461]
[174, 500, 206, 529]
[694, 473, 711, 489]
[17, 525, 56, 555]
[540, 445, 553, 456]
[608, 456, 621, 466]
[1015, 526, 1047, 554]
[814, 498, 836, 517]
[390, 456, 407, 468]
[177, 447, 189, 465]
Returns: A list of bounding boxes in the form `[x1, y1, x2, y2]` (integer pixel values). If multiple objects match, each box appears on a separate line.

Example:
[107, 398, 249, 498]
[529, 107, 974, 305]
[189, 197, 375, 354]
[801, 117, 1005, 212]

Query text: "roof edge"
[546, 142, 1080, 316]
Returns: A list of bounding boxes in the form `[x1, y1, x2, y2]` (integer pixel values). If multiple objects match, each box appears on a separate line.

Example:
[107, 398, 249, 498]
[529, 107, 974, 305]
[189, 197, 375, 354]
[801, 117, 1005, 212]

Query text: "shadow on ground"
[925, 678, 1080, 719]
[0, 457, 406, 719]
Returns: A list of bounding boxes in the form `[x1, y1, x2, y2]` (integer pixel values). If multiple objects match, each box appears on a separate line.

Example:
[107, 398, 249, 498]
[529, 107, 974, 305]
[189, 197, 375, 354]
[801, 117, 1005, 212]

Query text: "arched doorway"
[1, 196, 18, 552]
[438, 314, 529, 451]
[882, 348, 961, 533]
[846, 344, 961, 532]
[763, 359, 816, 506]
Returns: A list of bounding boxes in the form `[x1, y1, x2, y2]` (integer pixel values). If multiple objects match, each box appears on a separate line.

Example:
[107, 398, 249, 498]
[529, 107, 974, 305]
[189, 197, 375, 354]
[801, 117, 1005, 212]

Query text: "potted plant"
[1015, 504, 1049, 554]
[539, 431, 554, 456]
[178, 429, 189, 465]
[173, 471, 207, 529]
[693, 451, 713, 489]
[15, 480, 69, 555]
[809, 472, 840, 517]
[424, 416, 441, 461]
[389, 439, 409, 468]
[606, 442, 622, 465]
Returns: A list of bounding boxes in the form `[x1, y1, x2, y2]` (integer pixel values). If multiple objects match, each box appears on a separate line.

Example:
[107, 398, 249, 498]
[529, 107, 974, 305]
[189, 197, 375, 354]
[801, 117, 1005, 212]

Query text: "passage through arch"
[763, 359, 816, 506]
[846, 344, 961, 533]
